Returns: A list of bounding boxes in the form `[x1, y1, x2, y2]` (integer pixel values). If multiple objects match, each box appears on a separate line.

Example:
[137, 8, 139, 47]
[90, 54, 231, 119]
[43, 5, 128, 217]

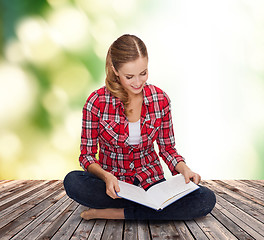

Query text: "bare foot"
[80, 209, 96, 220]
[80, 208, 124, 220]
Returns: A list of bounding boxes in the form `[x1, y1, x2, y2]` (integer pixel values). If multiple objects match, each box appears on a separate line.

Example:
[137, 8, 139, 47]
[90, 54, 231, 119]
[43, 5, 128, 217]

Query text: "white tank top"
[128, 119, 141, 145]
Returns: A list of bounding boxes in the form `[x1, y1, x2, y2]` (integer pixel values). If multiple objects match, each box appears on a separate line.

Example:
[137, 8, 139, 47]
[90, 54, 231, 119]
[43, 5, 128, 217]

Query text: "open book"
[117, 174, 199, 210]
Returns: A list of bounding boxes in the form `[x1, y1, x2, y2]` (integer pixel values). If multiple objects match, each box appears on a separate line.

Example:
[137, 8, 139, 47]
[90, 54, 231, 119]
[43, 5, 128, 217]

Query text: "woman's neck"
[126, 93, 143, 122]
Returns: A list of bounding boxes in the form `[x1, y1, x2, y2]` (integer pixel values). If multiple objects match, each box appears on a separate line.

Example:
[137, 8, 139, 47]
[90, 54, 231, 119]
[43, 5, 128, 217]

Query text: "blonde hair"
[105, 34, 148, 114]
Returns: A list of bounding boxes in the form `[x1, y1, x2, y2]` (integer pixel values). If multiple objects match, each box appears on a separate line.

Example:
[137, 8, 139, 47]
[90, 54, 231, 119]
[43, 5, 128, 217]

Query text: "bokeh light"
[17, 17, 60, 64]
[48, 6, 91, 52]
[0, 63, 37, 126]
[0, 0, 263, 180]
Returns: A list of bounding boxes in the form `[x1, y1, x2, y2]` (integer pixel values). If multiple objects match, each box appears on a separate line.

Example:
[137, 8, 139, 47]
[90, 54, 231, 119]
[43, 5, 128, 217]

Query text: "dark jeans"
[63, 170, 216, 220]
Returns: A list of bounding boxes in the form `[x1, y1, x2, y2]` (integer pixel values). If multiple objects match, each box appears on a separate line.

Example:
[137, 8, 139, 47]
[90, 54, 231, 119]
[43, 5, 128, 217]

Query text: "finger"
[107, 186, 117, 199]
[184, 174, 190, 184]
[113, 187, 122, 199]
[193, 174, 200, 184]
[197, 174, 201, 184]
[113, 184, 122, 198]
[192, 175, 198, 184]
[114, 183, 120, 193]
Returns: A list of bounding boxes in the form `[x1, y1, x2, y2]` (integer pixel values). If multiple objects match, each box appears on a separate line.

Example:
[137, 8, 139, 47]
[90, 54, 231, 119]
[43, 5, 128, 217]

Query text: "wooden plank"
[0, 180, 45, 206]
[0, 180, 16, 186]
[0, 180, 25, 192]
[211, 207, 254, 240]
[71, 219, 96, 240]
[240, 180, 264, 192]
[0, 180, 12, 185]
[0, 180, 263, 240]
[149, 220, 181, 239]
[0, 180, 62, 218]
[173, 221, 195, 240]
[87, 219, 107, 240]
[184, 220, 208, 240]
[36, 201, 80, 239]
[0, 200, 35, 229]
[101, 220, 123, 240]
[124, 220, 137, 240]
[214, 180, 264, 206]
[0, 180, 50, 210]
[204, 180, 264, 238]
[23, 199, 77, 239]
[137, 220, 151, 240]
[0, 181, 62, 229]
[51, 204, 86, 240]
[202, 180, 264, 223]
[0, 189, 67, 239]
[215, 203, 264, 240]
[195, 214, 238, 239]
[224, 180, 264, 201]
[215, 194, 264, 238]
[252, 180, 264, 185]
[8, 191, 66, 239]
[0, 180, 32, 200]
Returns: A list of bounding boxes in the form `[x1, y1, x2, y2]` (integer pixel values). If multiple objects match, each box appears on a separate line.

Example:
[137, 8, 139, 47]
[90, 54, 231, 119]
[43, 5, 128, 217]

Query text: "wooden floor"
[0, 180, 263, 240]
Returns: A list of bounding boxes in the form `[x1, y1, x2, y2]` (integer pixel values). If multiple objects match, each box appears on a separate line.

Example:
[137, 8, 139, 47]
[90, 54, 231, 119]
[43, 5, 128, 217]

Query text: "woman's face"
[113, 57, 148, 98]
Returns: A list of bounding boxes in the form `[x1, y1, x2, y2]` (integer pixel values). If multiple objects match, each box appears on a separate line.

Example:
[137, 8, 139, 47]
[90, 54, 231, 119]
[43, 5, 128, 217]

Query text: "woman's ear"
[112, 65, 119, 76]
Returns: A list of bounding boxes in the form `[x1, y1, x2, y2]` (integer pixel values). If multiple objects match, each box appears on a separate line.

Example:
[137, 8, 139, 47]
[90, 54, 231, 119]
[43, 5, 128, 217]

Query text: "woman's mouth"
[131, 85, 142, 90]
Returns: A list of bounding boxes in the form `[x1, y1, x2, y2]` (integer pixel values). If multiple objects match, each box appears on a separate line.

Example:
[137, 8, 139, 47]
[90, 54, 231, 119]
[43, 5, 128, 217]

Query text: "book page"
[117, 175, 199, 210]
[146, 174, 199, 208]
[159, 187, 199, 210]
[117, 180, 160, 209]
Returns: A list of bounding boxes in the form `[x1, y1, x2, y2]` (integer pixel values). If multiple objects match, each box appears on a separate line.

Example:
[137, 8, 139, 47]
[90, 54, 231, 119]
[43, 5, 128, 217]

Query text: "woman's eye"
[126, 76, 133, 79]
[141, 71, 147, 76]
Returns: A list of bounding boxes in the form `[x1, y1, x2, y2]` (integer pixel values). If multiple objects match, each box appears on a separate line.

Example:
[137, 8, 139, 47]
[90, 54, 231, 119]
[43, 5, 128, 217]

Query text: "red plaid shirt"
[79, 83, 185, 189]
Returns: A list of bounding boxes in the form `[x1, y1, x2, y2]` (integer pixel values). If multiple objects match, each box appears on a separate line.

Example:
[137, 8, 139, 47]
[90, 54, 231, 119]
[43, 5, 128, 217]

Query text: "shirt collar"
[112, 96, 123, 110]
[142, 83, 150, 106]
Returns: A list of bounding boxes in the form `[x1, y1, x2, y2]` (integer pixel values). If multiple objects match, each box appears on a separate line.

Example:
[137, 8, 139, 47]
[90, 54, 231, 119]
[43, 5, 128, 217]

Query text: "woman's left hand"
[175, 162, 201, 184]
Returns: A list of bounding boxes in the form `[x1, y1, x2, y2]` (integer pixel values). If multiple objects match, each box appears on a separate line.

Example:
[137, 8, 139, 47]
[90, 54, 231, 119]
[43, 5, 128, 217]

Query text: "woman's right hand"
[104, 172, 121, 199]
[87, 163, 121, 199]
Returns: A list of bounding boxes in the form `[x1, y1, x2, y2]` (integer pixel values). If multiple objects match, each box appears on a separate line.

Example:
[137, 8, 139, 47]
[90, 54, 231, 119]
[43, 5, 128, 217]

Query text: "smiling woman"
[63, 34, 216, 221]
[112, 57, 148, 96]
[105, 34, 148, 115]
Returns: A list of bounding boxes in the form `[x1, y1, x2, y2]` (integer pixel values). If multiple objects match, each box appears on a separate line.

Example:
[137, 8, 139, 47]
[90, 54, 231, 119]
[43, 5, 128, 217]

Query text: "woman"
[64, 34, 216, 220]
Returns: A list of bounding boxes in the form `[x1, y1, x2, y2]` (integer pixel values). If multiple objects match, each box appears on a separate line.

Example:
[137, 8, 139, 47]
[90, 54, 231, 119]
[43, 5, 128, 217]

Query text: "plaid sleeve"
[79, 91, 100, 170]
[156, 92, 185, 175]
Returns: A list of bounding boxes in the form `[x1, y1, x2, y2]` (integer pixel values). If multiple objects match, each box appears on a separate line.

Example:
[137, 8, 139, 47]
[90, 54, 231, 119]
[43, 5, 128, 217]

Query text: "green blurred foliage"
[1, 0, 264, 180]
[0, 0, 49, 42]
[0, 0, 148, 179]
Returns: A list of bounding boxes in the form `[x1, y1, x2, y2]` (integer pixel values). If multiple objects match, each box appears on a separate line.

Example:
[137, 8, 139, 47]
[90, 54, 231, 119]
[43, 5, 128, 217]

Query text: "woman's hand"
[175, 162, 201, 184]
[87, 163, 121, 199]
[104, 172, 121, 199]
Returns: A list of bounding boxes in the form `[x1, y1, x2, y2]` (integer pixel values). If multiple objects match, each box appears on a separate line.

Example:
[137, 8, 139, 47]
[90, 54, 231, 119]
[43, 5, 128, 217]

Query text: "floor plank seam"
[183, 220, 201, 240]
[214, 192, 264, 239]
[16, 193, 69, 239]
[215, 180, 264, 206]
[0, 180, 263, 240]
[147, 220, 153, 240]
[210, 207, 241, 240]
[210, 208, 255, 240]
[50, 202, 79, 239]
[215, 190, 264, 226]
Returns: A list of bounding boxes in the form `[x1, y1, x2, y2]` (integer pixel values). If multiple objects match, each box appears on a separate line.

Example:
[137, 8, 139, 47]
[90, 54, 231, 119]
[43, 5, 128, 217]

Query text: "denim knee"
[199, 186, 216, 216]
[63, 170, 80, 199]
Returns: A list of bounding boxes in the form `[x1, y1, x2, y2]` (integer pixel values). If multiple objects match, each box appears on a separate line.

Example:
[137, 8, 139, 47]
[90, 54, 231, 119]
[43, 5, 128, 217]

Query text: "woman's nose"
[133, 76, 141, 85]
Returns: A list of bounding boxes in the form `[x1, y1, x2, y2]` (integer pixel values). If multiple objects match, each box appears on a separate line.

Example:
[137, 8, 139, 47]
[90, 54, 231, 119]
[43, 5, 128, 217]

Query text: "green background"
[0, 0, 264, 180]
